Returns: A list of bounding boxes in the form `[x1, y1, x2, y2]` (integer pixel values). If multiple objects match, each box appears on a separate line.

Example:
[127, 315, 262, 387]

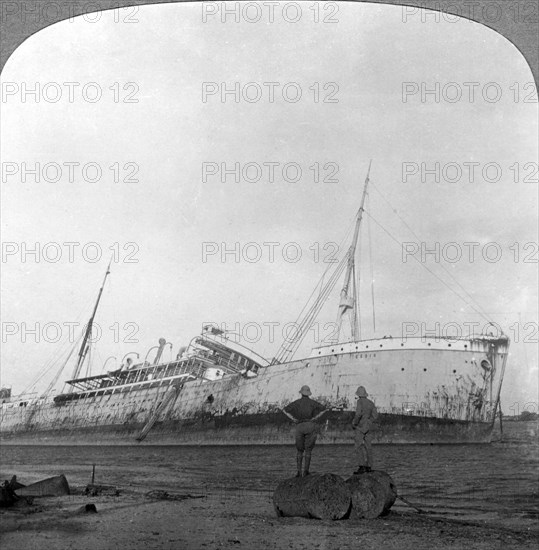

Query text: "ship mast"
[334, 160, 371, 342]
[68, 260, 112, 389]
[271, 162, 372, 365]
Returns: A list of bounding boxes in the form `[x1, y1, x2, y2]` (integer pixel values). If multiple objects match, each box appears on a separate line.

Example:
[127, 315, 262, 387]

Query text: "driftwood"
[16, 475, 70, 497]
[273, 474, 351, 520]
[345, 471, 397, 519]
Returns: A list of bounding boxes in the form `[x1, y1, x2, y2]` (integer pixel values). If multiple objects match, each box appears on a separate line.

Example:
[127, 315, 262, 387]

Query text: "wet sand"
[1, 421, 537, 549]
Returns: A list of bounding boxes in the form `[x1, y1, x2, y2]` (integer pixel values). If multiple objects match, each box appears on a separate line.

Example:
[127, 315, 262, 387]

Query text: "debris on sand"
[73, 503, 98, 514]
[84, 484, 121, 497]
[16, 475, 70, 498]
[145, 490, 206, 501]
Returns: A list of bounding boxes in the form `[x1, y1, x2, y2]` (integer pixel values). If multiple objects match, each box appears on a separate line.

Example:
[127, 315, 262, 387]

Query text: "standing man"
[282, 385, 327, 477]
[352, 386, 378, 474]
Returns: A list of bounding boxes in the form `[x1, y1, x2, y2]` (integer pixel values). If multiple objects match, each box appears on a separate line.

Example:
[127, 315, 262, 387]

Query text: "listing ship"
[0, 165, 509, 445]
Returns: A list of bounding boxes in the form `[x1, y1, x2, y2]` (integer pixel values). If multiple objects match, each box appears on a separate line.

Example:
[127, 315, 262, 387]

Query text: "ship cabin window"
[401, 368, 404, 371]
[423, 368, 427, 372]
[453, 370, 457, 373]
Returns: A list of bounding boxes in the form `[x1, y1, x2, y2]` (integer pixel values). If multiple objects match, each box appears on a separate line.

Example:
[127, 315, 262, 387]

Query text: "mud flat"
[1, 421, 537, 549]
[1, 484, 537, 550]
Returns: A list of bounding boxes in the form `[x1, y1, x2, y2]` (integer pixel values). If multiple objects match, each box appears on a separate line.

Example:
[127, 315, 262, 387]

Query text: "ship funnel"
[153, 338, 167, 365]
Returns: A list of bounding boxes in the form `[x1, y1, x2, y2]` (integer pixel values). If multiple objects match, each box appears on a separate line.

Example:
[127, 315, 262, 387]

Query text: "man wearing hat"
[282, 385, 327, 477]
[352, 386, 378, 474]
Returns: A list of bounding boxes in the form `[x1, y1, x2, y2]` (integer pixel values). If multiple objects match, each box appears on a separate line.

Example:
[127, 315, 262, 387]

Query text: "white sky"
[1, 2, 537, 410]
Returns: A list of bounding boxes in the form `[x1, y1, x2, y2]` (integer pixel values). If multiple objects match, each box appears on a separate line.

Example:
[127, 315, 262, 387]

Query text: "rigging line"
[369, 179, 493, 321]
[364, 211, 493, 324]
[20, 330, 81, 393]
[21, 288, 105, 395]
[274, 253, 348, 363]
[276, 263, 345, 363]
[286, 256, 348, 356]
[40, 334, 82, 398]
[367, 193, 376, 334]
[276, 217, 357, 355]
[21, 331, 84, 395]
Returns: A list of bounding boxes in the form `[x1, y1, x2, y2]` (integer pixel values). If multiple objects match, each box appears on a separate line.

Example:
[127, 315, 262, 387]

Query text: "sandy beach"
[1, 483, 538, 550]
[1, 421, 537, 549]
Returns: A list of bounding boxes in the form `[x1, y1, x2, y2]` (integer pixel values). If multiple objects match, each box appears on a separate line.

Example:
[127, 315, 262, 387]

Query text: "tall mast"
[69, 260, 112, 386]
[335, 160, 372, 342]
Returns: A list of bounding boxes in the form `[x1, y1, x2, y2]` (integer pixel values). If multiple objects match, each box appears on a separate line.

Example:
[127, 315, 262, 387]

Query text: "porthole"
[428, 343, 431, 347]
[423, 368, 427, 372]
[453, 370, 457, 373]
[401, 368, 405, 371]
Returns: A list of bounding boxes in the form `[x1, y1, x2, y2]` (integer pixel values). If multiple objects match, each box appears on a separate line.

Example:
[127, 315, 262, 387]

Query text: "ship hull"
[0, 337, 507, 445]
[0, 410, 495, 445]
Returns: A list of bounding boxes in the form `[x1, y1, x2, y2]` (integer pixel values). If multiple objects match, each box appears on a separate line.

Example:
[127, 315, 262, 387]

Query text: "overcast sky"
[1, 2, 537, 409]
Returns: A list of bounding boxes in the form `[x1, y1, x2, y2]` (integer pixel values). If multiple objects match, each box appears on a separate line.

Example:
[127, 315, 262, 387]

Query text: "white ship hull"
[0, 336, 508, 445]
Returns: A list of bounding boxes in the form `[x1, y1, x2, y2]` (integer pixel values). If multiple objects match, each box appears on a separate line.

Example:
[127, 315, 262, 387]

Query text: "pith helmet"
[299, 385, 312, 396]
[355, 386, 368, 397]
